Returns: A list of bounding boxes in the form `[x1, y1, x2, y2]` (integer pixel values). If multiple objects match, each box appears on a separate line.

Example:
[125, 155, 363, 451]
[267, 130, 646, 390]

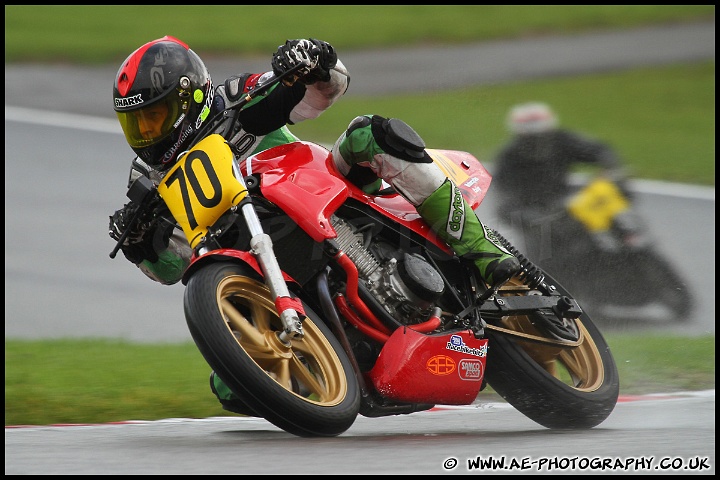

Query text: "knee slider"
[345, 115, 372, 136]
[370, 115, 432, 163]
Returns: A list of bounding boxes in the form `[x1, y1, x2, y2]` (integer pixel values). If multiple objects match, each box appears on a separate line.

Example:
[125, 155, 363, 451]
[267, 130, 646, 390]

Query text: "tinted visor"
[116, 90, 186, 149]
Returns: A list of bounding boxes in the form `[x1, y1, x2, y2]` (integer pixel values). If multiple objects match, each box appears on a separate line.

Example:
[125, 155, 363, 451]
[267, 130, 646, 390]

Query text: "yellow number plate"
[158, 134, 248, 248]
[568, 178, 629, 232]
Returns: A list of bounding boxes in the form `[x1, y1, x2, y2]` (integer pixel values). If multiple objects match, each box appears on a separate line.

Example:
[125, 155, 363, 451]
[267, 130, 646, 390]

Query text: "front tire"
[184, 261, 360, 437]
[484, 274, 620, 429]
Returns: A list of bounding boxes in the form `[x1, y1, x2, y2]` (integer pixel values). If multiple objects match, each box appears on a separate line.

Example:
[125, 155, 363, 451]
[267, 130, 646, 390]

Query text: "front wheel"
[484, 274, 620, 429]
[184, 261, 360, 437]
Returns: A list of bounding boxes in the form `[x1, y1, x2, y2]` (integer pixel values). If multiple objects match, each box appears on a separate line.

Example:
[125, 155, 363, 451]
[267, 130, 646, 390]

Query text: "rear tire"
[485, 275, 620, 429]
[636, 249, 693, 321]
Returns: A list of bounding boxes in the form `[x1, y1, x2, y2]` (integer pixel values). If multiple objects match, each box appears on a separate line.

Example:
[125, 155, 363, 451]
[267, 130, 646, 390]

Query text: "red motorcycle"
[111, 66, 619, 437]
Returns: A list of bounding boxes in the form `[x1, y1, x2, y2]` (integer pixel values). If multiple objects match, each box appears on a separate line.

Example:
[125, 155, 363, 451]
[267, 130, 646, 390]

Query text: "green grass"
[5, 340, 222, 426]
[5, 335, 714, 426]
[607, 334, 716, 395]
[5, 6, 714, 64]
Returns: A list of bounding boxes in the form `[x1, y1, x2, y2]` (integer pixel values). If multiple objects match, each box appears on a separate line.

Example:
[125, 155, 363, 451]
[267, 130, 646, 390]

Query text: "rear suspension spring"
[490, 228, 548, 290]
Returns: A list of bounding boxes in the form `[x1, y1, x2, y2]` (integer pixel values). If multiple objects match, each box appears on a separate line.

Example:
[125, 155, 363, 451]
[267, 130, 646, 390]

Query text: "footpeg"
[533, 305, 581, 342]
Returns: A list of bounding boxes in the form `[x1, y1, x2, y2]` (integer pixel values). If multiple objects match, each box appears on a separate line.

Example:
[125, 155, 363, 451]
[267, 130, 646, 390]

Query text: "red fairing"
[253, 143, 349, 242]
[367, 328, 488, 405]
[425, 149, 493, 210]
[246, 142, 491, 251]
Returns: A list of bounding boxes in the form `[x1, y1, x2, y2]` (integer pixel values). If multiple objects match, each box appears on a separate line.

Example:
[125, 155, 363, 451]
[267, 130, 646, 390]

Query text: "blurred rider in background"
[493, 102, 628, 217]
[492, 101, 633, 267]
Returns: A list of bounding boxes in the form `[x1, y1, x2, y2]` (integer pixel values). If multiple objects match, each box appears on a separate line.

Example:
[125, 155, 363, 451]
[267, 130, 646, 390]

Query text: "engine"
[331, 216, 445, 325]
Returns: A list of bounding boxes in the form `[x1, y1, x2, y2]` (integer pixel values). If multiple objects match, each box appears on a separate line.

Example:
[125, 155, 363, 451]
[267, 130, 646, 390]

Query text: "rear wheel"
[184, 262, 360, 437]
[484, 275, 619, 429]
[637, 250, 693, 321]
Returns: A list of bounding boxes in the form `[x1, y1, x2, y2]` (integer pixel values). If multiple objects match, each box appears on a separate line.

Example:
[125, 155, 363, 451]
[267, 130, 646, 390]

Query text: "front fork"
[197, 171, 305, 343]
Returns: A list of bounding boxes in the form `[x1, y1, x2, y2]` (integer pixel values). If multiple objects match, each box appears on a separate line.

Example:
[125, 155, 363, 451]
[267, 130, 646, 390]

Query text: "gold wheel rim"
[498, 279, 605, 392]
[216, 275, 348, 405]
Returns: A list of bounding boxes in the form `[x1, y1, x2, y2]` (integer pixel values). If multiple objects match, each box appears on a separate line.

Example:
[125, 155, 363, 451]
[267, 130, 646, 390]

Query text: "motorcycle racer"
[108, 35, 520, 414]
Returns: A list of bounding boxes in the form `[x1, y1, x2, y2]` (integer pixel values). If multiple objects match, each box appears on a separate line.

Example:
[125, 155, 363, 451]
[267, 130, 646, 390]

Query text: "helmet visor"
[116, 91, 185, 149]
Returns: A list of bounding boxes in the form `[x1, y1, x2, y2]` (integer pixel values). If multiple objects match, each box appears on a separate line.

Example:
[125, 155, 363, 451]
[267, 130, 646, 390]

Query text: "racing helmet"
[507, 102, 558, 135]
[113, 36, 213, 169]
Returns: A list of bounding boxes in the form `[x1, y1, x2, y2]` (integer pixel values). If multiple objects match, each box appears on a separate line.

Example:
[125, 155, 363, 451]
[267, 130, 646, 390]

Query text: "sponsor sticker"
[446, 334, 487, 358]
[426, 355, 456, 375]
[458, 358, 483, 381]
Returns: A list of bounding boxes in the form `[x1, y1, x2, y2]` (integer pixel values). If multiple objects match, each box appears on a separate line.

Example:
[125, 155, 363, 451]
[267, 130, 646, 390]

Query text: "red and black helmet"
[113, 36, 213, 170]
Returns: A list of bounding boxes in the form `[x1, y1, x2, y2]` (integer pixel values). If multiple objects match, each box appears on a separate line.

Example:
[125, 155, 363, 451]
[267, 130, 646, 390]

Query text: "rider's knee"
[339, 114, 435, 166]
[369, 115, 432, 163]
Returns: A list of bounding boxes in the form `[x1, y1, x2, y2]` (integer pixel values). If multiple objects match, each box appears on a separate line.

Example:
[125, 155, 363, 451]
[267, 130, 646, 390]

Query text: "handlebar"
[108, 175, 157, 259]
[211, 60, 311, 143]
[237, 61, 310, 109]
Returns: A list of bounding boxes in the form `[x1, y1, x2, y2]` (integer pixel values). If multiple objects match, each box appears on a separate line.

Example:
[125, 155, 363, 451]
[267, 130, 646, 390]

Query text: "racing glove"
[271, 38, 337, 84]
[109, 202, 170, 265]
[604, 167, 634, 201]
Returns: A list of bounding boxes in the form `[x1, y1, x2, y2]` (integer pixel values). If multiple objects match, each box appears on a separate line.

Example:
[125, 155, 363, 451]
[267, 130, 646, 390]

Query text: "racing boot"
[332, 115, 520, 287]
[418, 179, 521, 288]
[209, 371, 257, 416]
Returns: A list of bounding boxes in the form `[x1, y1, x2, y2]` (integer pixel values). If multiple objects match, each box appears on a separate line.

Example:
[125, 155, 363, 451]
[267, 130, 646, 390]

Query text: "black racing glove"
[109, 202, 170, 264]
[271, 38, 337, 85]
[615, 178, 634, 201]
[604, 168, 634, 201]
